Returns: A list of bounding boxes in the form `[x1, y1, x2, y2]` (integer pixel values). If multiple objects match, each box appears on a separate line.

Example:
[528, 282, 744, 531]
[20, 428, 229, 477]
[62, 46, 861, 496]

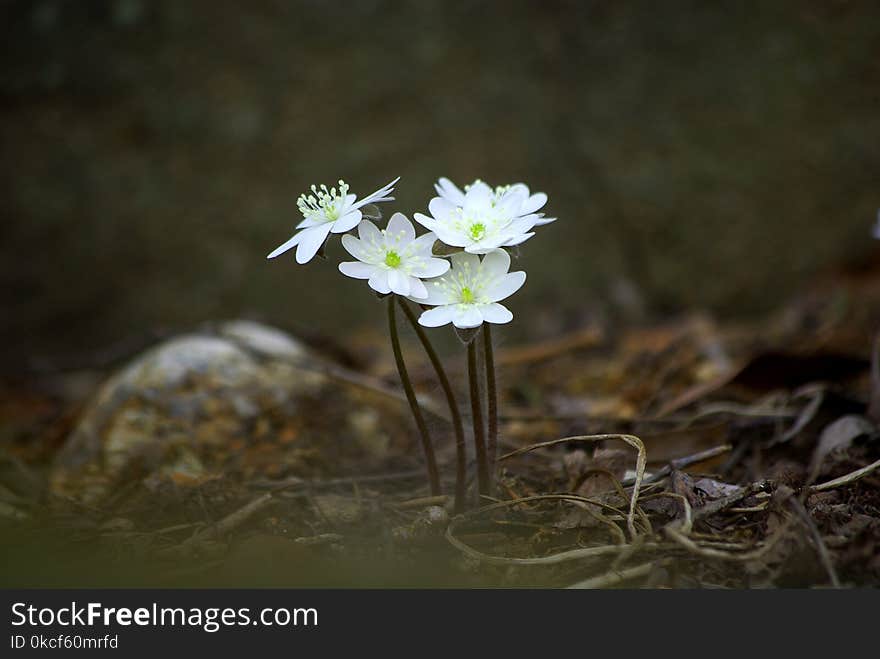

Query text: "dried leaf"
[808, 415, 876, 483]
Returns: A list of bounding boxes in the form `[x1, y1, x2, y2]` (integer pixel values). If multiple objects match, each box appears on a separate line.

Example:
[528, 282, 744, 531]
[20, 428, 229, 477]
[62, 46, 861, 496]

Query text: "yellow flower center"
[384, 250, 402, 268]
[461, 287, 476, 304]
[469, 223, 486, 240]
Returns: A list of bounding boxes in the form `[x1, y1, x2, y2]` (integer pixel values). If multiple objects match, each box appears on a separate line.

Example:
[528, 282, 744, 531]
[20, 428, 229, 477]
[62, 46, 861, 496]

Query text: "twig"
[252, 468, 427, 492]
[447, 524, 664, 567]
[293, 533, 344, 546]
[200, 493, 274, 539]
[808, 458, 880, 493]
[159, 493, 275, 558]
[789, 497, 840, 588]
[493, 326, 603, 367]
[692, 480, 771, 521]
[499, 434, 647, 539]
[621, 443, 732, 487]
[566, 561, 660, 589]
[728, 504, 769, 513]
[445, 493, 651, 566]
[394, 495, 449, 510]
[769, 386, 825, 447]
[148, 522, 202, 536]
[680, 403, 798, 427]
[664, 513, 792, 562]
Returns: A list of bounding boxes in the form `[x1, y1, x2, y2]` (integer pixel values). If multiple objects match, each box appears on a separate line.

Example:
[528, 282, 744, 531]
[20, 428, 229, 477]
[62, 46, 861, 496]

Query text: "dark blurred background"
[2, 0, 879, 371]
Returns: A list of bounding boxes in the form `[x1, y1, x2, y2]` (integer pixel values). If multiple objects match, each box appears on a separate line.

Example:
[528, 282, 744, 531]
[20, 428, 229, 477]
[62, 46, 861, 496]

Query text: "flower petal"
[341, 233, 371, 262]
[428, 197, 456, 223]
[296, 214, 327, 229]
[421, 280, 455, 305]
[506, 183, 531, 198]
[330, 209, 362, 233]
[413, 212, 437, 232]
[533, 214, 557, 226]
[352, 177, 399, 210]
[479, 302, 513, 324]
[357, 220, 383, 243]
[434, 177, 466, 205]
[385, 212, 416, 243]
[449, 251, 481, 272]
[433, 226, 469, 248]
[295, 223, 333, 264]
[368, 270, 391, 295]
[508, 215, 540, 234]
[410, 257, 450, 278]
[410, 232, 438, 255]
[480, 249, 511, 278]
[453, 306, 483, 329]
[408, 277, 428, 300]
[387, 269, 411, 296]
[267, 231, 304, 259]
[465, 235, 509, 254]
[418, 305, 457, 327]
[521, 192, 547, 215]
[502, 232, 535, 247]
[497, 188, 527, 216]
[464, 180, 492, 208]
[486, 271, 526, 302]
[339, 261, 374, 280]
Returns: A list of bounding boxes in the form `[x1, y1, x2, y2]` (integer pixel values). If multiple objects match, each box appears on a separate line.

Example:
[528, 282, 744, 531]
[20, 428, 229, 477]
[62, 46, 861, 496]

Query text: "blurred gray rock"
[50, 321, 413, 503]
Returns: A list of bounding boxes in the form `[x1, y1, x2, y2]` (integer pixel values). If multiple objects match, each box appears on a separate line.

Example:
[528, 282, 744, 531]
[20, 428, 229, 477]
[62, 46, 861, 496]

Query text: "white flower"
[434, 177, 556, 228]
[414, 180, 538, 254]
[416, 249, 526, 329]
[267, 176, 399, 264]
[338, 213, 450, 299]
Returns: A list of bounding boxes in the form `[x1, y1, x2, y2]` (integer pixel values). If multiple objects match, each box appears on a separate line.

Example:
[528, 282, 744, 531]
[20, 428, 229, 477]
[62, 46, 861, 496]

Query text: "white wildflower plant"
[338, 213, 450, 299]
[415, 250, 526, 329]
[434, 177, 556, 226]
[266, 173, 554, 512]
[414, 177, 555, 255]
[267, 177, 399, 264]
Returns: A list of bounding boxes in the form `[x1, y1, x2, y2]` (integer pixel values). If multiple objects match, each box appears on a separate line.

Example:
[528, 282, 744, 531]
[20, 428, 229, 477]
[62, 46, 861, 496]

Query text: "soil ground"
[2, 256, 880, 588]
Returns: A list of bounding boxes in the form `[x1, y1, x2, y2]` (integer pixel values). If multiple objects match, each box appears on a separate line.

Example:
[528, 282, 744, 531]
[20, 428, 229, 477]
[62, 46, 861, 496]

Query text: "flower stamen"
[297, 179, 350, 222]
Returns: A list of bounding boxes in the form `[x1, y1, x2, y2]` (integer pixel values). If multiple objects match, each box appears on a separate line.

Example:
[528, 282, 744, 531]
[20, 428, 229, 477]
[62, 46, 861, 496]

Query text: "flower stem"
[483, 323, 498, 496]
[468, 334, 490, 498]
[398, 298, 467, 513]
[387, 296, 441, 496]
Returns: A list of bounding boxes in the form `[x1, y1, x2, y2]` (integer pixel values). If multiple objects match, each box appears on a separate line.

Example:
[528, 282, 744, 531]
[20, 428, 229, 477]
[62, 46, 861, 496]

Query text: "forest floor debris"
[2, 270, 880, 587]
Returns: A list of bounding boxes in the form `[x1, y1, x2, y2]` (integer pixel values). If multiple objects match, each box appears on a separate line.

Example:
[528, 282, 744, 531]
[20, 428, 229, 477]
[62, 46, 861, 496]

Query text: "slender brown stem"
[483, 324, 498, 496]
[868, 331, 880, 423]
[468, 335, 490, 497]
[388, 296, 441, 496]
[398, 298, 467, 512]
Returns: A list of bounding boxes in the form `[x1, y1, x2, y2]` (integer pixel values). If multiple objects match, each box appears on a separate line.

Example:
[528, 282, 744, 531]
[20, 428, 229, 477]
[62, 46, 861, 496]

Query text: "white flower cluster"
[268, 176, 555, 329]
